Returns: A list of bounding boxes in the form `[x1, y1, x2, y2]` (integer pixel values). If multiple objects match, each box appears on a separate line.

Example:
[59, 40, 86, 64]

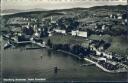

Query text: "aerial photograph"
[0, 0, 128, 82]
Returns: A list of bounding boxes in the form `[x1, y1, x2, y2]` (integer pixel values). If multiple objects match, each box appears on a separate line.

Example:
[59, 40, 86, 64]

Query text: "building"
[51, 16, 56, 23]
[78, 31, 87, 38]
[117, 16, 122, 20]
[71, 30, 78, 36]
[71, 30, 87, 38]
[112, 54, 125, 62]
[103, 52, 113, 59]
[48, 31, 52, 37]
[98, 57, 107, 62]
[117, 14, 122, 20]
[54, 29, 66, 34]
[101, 25, 106, 30]
[34, 32, 40, 37]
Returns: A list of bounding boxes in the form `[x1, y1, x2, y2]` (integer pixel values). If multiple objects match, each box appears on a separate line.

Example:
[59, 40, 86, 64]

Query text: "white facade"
[117, 16, 122, 20]
[96, 50, 102, 55]
[34, 30, 40, 37]
[78, 31, 87, 38]
[54, 29, 66, 34]
[125, 19, 127, 23]
[98, 57, 107, 62]
[33, 25, 37, 31]
[71, 30, 87, 38]
[71, 30, 78, 36]
[48, 31, 52, 37]
[103, 53, 113, 59]
[102, 25, 105, 30]
[26, 22, 30, 29]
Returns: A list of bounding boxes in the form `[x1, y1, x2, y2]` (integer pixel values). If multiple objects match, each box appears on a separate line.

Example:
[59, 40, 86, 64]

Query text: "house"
[103, 52, 113, 59]
[71, 30, 87, 38]
[110, 14, 117, 19]
[96, 50, 102, 55]
[26, 22, 30, 29]
[54, 29, 66, 34]
[11, 27, 21, 33]
[117, 14, 122, 20]
[112, 54, 125, 62]
[34, 32, 40, 37]
[98, 57, 107, 62]
[51, 16, 56, 23]
[33, 25, 37, 31]
[101, 25, 106, 30]
[117, 16, 122, 20]
[78, 31, 87, 38]
[71, 30, 78, 36]
[124, 19, 127, 23]
[48, 31, 52, 37]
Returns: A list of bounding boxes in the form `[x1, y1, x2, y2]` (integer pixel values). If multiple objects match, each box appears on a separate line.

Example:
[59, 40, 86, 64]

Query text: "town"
[1, 5, 128, 73]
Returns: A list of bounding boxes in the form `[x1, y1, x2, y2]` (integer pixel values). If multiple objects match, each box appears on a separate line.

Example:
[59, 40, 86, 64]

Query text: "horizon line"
[1, 4, 127, 11]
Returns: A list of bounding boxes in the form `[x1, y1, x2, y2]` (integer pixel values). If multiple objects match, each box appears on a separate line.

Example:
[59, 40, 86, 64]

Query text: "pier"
[84, 57, 128, 73]
[84, 58, 114, 73]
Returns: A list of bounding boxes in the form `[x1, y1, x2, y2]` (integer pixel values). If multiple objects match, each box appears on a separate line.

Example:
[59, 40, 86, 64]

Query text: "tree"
[40, 27, 48, 37]
[47, 39, 52, 48]
[22, 27, 34, 35]
[62, 44, 70, 51]
[57, 17, 79, 32]
[103, 43, 111, 50]
[122, 13, 127, 19]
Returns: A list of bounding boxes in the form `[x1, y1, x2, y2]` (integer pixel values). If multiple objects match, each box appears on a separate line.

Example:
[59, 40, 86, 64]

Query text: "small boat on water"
[4, 42, 12, 49]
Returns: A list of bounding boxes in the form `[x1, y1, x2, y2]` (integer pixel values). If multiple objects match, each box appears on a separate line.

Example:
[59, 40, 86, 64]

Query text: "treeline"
[47, 39, 95, 58]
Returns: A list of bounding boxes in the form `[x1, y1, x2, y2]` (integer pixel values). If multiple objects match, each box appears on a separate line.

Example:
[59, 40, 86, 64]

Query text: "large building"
[54, 29, 66, 34]
[71, 30, 87, 38]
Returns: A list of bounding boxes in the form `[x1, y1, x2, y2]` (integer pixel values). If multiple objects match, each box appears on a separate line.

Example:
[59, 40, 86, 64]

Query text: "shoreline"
[47, 45, 127, 73]
[56, 50, 82, 60]
[46, 46, 127, 73]
[45, 46, 82, 60]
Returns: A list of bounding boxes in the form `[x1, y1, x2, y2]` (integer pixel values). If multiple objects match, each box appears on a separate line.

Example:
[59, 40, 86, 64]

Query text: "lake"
[1, 48, 128, 82]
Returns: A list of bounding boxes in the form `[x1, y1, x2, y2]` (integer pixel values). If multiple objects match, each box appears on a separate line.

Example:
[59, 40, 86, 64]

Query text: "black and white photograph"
[0, 0, 128, 82]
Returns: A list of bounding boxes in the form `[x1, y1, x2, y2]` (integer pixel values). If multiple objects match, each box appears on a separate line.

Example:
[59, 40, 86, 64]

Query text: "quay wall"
[84, 58, 115, 73]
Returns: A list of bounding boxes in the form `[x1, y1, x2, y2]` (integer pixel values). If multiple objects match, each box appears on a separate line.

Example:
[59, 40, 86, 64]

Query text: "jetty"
[84, 57, 128, 73]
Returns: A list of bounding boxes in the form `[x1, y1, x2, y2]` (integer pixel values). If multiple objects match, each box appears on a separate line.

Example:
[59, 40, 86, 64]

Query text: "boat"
[4, 42, 12, 49]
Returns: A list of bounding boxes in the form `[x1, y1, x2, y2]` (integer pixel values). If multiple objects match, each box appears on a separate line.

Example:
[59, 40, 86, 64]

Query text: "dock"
[84, 57, 128, 73]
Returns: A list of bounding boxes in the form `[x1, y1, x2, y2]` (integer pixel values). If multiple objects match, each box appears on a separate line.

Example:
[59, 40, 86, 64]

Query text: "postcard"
[0, 0, 128, 82]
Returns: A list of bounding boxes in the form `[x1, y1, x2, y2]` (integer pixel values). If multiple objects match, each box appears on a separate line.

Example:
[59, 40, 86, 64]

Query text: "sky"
[1, 0, 127, 10]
